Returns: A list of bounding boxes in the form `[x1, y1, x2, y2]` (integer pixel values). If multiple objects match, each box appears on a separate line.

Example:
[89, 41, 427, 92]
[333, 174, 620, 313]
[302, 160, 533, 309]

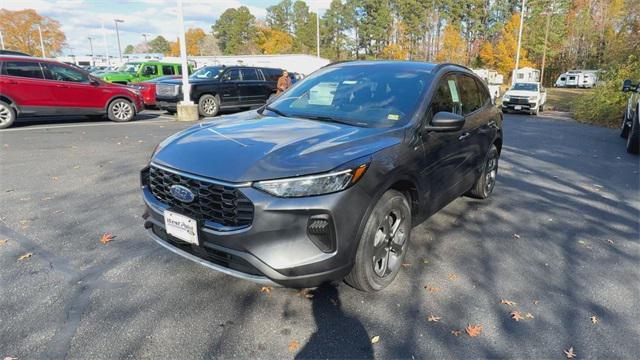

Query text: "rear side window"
[457, 75, 482, 115]
[429, 74, 462, 117]
[3, 61, 45, 79]
[240, 68, 260, 81]
[162, 65, 175, 75]
[474, 78, 491, 106]
[262, 68, 281, 81]
[222, 69, 240, 81]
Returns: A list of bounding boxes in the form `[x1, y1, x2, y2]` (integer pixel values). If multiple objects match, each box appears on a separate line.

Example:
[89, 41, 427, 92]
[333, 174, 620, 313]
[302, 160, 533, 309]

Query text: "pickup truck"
[98, 61, 188, 84]
[620, 79, 639, 154]
[501, 82, 547, 115]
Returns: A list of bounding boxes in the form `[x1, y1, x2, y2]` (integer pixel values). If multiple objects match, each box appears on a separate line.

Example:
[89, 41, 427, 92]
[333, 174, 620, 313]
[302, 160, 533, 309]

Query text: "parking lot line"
[1, 118, 182, 132]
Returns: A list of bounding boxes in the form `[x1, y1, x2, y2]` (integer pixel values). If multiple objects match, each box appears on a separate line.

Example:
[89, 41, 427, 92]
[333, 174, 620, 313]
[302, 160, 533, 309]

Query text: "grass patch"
[545, 88, 591, 112]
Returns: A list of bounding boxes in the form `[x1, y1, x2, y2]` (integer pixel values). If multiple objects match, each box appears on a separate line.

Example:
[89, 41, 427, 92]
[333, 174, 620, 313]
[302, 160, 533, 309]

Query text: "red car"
[0, 55, 143, 129]
[134, 75, 180, 107]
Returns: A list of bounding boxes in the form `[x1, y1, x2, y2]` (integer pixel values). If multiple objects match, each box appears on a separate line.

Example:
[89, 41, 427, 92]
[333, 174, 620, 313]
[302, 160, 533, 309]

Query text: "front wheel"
[198, 94, 220, 117]
[467, 144, 499, 199]
[0, 101, 16, 129]
[620, 112, 630, 139]
[107, 99, 135, 122]
[345, 190, 412, 292]
[626, 110, 639, 154]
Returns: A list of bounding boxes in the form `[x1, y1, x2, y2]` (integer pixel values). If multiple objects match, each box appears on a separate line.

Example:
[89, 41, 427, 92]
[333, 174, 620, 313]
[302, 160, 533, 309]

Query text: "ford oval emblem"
[170, 184, 195, 203]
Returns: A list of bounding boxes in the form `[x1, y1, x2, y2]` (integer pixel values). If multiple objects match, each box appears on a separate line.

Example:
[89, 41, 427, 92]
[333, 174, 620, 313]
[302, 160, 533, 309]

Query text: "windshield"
[512, 83, 538, 91]
[117, 62, 141, 73]
[190, 66, 224, 80]
[266, 65, 432, 128]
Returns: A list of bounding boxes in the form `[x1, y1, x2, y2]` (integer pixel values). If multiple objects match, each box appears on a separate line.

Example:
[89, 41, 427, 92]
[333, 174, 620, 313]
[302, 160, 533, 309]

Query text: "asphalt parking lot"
[1, 110, 638, 359]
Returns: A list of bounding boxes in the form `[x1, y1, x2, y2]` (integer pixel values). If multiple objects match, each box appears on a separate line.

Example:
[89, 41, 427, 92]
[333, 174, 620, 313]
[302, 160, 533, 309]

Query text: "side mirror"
[90, 79, 100, 86]
[424, 111, 465, 132]
[622, 79, 632, 92]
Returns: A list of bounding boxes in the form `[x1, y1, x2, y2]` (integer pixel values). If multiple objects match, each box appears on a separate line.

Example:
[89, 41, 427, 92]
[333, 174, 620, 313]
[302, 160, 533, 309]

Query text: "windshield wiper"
[292, 114, 356, 126]
[264, 106, 288, 117]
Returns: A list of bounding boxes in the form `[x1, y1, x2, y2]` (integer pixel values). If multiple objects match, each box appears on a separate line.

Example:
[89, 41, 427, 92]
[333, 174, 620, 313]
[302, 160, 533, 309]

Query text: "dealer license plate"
[514, 105, 522, 110]
[164, 210, 199, 245]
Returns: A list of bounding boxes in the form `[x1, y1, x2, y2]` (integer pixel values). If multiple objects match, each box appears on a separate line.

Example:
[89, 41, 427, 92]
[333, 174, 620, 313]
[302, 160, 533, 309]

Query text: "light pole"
[36, 24, 46, 57]
[142, 33, 149, 52]
[102, 22, 110, 66]
[0, 30, 4, 50]
[513, 0, 526, 84]
[175, 0, 198, 121]
[88, 37, 95, 66]
[540, 0, 556, 86]
[114, 19, 124, 63]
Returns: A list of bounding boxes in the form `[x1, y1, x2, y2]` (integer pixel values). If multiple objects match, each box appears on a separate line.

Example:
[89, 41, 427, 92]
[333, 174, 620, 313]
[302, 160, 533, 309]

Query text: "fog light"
[307, 215, 335, 253]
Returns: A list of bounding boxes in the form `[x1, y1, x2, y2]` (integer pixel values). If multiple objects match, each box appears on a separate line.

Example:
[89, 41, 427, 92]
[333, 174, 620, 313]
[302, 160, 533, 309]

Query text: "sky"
[3, 0, 333, 56]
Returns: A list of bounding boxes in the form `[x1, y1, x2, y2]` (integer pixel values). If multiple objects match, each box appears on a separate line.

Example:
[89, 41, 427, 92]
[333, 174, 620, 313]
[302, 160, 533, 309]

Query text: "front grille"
[148, 165, 254, 228]
[156, 83, 179, 97]
[508, 96, 530, 105]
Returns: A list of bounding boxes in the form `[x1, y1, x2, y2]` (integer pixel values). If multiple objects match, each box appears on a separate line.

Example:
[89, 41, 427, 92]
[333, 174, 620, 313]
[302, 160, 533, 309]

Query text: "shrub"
[572, 56, 640, 128]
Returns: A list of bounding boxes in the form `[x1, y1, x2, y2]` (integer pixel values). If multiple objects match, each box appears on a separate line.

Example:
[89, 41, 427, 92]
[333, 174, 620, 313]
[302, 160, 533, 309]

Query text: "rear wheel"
[107, 99, 135, 122]
[0, 101, 16, 129]
[198, 94, 220, 117]
[345, 190, 412, 292]
[626, 110, 639, 154]
[467, 144, 499, 199]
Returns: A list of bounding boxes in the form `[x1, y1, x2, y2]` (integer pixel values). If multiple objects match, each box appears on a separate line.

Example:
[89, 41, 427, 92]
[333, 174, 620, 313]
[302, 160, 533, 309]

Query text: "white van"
[555, 74, 567, 87]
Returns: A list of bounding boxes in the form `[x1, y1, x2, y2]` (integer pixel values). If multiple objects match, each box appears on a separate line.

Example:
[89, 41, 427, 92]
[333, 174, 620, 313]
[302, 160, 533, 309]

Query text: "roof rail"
[432, 62, 472, 72]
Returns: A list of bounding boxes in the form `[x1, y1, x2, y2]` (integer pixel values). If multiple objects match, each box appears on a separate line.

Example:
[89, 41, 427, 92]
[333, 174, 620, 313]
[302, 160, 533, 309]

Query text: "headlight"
[127, 87, 141, 96]
[502, 95, 510, 101]
[529, 96, 538, 101]
[253, 165, 368, 197]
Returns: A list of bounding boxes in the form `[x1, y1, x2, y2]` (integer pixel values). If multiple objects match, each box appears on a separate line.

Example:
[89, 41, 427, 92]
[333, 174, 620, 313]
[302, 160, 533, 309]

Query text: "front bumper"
[501, 100, 538, 112]
[141, 164, 371, 288]
[156, 97, 179, 111]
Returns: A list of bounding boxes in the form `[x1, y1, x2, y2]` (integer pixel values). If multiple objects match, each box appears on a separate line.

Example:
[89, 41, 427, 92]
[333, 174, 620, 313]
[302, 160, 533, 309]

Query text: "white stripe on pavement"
[0, 117, 188, 132]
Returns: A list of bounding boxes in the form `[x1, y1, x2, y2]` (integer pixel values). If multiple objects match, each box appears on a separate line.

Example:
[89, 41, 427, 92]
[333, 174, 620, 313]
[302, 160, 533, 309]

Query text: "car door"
[418, 73, 468, 215]
[1, 60, 55, 115]
[218, 69, 241, 107]
[43, 62, 105, 112]
[238, 68, 269, 105]
[139, 64, 158, 82]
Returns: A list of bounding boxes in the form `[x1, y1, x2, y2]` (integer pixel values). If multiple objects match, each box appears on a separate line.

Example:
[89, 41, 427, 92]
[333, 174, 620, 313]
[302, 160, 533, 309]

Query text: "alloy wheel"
[202, 97, 217, 115]
[112, 101, 133, 121]
[0, 105, 12, 126]
[371, 209, 406, 278]
[485, 152, 498, 194]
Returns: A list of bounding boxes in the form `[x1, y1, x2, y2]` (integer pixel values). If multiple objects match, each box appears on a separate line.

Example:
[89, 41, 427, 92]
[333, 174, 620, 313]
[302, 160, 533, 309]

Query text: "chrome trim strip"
[146, 228, 279, 286]
[150, 162, 253, 188]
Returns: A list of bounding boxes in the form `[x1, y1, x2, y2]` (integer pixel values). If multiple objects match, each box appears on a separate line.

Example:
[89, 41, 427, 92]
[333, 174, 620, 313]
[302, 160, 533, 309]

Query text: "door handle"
[458, 132, 471, 141]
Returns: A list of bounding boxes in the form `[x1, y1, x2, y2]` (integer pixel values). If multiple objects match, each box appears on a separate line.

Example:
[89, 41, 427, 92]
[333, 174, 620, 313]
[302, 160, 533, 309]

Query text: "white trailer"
[512, 67, 540, 83]
[473, 68, 504, 101]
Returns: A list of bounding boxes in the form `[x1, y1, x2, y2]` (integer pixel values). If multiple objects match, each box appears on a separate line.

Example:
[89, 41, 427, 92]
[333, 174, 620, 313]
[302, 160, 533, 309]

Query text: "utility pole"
[88, 37, 94, 66]
[36, 24, 46, 57]
[540, 0, 555, 86]
[114, 19, 124, 63]
[514, 0, 526, 84]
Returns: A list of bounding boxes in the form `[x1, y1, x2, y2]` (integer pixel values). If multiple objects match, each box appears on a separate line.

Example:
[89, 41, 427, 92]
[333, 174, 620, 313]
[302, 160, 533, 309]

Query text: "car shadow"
[296, 283, 373, 359]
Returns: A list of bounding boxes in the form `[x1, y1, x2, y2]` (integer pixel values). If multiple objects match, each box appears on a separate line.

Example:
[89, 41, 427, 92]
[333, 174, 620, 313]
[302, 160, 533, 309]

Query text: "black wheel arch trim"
[105, 95, 137, 113]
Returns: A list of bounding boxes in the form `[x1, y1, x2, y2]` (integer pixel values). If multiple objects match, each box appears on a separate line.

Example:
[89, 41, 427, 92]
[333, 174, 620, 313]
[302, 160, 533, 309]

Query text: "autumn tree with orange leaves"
[0, 9, 66, 56]
[435, 24, 467, 64]
[168, 28, 207, 56]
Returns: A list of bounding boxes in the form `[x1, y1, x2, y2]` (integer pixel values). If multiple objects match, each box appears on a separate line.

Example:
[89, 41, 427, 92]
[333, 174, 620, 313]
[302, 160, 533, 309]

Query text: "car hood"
[152, 110, 401, 183]
[99, 71, 133, 80]
[505, 90, 538, 97]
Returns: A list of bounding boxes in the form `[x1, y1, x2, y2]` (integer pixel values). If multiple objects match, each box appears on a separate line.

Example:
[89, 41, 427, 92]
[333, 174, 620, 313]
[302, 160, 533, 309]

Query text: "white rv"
[512, 67, 540, 83]
[473, 68, 504, 101]
[555, 70, 599, 88]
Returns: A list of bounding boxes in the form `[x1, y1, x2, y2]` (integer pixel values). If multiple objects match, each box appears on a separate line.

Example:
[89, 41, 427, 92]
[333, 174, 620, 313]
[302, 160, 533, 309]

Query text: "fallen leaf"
[371, 335, 380, 344]
[590, 315, 598, 324]
[512, 233, 521, 239]
[500, 299, 517, 306]
[296, 289, 313, 299]
[18, 252, 33, 261]
[564, 347, 576, 359]
[0, 239, 7, 246]
[533, 300, 540, 305]
[525, 313, 535, 319]
[259, 286, 272, 295]
[427, 315, 441, 322]
[451, 329, 462, 336]
[447, 273, 458, 281]
[607, 239, 614, 244]
[52, 176, 59, 181]
[465, 324, 483, 337]
[288, 340, 300, 352]
[73, 165, 80, 169]
[99, 233, 115, 244]
[401, 262, 411, 268]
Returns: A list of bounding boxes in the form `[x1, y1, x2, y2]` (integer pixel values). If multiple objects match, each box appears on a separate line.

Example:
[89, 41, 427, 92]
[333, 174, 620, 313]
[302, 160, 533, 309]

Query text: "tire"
[345, 189, 412, 292]
[620, 112, 630, 139]
[198, 94, 220, 117]
[531, 106, 539, 116]
[467, 144, 499, 199]
[0, 101, 16, 129]
[165, 109, 176, 115]
[626, 110, 639, 154]
[107, 99, 135, 122]
[539, 104, 544, 113]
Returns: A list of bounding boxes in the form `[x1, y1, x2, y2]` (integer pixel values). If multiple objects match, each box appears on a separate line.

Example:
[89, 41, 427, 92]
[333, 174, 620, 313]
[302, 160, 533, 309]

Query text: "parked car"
[0, 55, 143, 129]
[97, 61, 189, 84]
[133, 75, 181, 108]
[501, 82, 547, 115]
[141, 61, 503, 291]
[620, 79, 639, 154]
[155, 65, 282, 116]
